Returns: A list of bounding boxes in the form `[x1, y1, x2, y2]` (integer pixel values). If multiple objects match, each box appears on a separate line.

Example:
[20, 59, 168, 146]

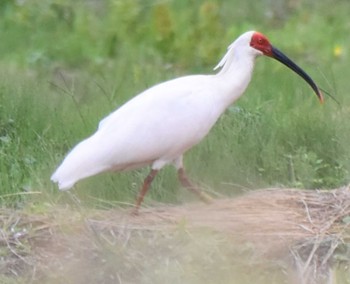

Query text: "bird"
[51, 31, 324, 213]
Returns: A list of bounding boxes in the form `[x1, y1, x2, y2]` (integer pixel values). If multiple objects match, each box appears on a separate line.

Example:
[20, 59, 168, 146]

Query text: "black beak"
[271, 46, 324, 103]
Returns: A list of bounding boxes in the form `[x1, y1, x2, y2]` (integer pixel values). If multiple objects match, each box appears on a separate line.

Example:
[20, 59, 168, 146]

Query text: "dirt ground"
[1, 186, 350, 284]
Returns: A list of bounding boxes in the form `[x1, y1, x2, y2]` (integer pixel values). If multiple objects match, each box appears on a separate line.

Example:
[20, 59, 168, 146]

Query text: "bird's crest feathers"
[213, 42, 235, 71]
[213, 31, 255, 72]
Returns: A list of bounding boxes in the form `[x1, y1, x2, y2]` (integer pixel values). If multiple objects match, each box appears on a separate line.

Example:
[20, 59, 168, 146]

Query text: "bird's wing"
[95, 75, 217, 166]
[51, 75, 220, 189]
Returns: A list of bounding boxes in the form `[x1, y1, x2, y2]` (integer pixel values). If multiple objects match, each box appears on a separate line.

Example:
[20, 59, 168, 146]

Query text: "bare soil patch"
[1, 186, 350, 283]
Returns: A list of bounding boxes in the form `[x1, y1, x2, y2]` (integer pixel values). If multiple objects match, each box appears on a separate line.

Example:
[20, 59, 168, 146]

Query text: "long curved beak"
[271, 46, 324, 103]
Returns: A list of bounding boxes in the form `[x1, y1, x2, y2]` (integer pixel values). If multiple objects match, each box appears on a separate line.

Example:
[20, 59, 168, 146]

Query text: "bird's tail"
[51, 137, 107, 190]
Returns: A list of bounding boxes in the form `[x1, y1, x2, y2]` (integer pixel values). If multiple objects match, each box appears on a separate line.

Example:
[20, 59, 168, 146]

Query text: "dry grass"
[1, 186, 350, 283]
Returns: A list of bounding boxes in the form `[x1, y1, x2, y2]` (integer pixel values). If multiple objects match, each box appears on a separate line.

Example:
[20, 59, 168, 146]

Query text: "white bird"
[51, 31, 323, 213]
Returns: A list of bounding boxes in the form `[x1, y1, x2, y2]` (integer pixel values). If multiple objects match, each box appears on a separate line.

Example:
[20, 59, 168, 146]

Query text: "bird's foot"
[130, 207, 140, 216]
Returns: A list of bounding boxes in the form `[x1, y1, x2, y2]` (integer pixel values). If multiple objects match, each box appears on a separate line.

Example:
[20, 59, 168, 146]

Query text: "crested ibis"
[51, 31, 324, 213]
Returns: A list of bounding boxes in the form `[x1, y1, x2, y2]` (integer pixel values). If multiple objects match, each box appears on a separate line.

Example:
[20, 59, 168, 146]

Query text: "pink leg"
[133, 169, 158, 214]
[177, 168, 213, 204]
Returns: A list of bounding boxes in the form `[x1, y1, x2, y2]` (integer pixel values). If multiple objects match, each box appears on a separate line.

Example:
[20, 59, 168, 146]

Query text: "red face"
[250, 32, 273, 57]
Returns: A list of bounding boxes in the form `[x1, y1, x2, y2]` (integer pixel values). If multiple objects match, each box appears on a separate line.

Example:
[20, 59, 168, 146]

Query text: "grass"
[1, 0, 350, 283]
[1, 0, 350, 207]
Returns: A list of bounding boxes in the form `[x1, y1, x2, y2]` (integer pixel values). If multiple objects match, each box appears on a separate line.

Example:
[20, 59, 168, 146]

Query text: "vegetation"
[1, 1, 350, 283]
[0, 0, 349, 207]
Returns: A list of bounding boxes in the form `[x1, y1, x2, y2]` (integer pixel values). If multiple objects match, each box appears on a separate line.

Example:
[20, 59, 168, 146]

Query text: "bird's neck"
[215, 51, 256, 107]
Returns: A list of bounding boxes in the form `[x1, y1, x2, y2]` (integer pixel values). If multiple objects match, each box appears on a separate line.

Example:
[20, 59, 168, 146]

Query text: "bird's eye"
[258, 38, 264, 44]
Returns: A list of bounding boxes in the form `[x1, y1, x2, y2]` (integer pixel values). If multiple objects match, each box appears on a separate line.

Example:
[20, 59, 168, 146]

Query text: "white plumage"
[51, 31, 323, 211]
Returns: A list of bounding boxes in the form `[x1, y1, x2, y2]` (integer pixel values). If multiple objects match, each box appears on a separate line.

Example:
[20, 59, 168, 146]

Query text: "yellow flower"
[333, 45, 343, 57]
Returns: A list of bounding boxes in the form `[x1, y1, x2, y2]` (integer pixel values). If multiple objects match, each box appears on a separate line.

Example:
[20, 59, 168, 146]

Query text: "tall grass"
[0, 0, 349, 207]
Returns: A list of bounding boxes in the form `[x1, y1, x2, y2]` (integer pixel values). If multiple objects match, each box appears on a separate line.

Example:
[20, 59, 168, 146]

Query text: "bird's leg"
[177, 168, 213, 204]
[132, 169, 159, 215]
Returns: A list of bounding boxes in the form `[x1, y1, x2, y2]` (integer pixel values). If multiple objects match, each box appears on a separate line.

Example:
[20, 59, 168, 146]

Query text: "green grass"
[1, 1, 350, 283]
[0, 0, 350, 207]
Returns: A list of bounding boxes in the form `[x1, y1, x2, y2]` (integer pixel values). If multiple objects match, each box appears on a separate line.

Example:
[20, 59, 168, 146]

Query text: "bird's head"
[249, 31, 324, 103]
[249, 32, 273, 56]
